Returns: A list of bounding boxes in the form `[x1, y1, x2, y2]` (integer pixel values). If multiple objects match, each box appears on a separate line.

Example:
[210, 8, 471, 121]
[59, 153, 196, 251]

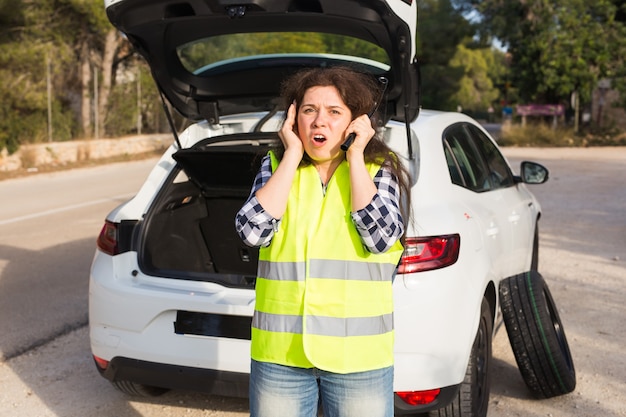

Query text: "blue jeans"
[249, 360, 394, 417]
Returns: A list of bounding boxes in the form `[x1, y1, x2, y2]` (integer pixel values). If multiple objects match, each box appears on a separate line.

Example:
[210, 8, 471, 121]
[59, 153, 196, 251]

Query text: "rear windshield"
[177, 32, 390, 73]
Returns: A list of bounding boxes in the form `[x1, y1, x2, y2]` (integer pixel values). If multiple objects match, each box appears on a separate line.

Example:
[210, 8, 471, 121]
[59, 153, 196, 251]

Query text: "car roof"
[104, 0, 420, 124]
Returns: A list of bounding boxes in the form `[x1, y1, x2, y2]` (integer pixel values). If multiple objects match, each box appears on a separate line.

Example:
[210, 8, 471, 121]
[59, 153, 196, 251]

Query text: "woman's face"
[297, 85, 352, 165]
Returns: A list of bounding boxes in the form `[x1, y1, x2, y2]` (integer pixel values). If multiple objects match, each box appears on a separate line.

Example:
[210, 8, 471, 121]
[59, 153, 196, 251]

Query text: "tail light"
[397, 234, 460, 274]
[93, 355, 109, 371]
[97, 220, 119, 256]
[396, 389, 441, 405]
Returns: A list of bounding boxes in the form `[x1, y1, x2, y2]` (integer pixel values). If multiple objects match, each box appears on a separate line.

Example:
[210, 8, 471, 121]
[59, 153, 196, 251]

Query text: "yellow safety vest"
[251, 151, 404, 374]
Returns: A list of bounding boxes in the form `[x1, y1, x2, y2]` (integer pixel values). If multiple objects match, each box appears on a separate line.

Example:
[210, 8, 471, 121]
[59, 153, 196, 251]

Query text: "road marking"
[0, 194, 135, 226]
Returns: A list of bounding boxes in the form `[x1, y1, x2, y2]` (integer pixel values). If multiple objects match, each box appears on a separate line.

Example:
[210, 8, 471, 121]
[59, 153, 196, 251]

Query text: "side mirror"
[517, 161, 549, 184]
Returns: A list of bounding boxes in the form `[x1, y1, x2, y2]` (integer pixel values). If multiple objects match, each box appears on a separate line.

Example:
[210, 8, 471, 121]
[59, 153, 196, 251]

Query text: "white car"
[91, 0, 576, 415]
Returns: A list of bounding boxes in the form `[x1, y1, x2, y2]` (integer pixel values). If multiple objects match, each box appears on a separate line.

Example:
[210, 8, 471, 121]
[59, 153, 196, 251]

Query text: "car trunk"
[105, 0, 420, 124]
[138, 133, 278, 288]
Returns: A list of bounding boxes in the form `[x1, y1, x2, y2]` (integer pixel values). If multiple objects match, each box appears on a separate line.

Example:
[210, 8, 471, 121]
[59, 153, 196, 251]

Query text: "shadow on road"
[0, 236, 249, 416]
[0, 238, 95, 361]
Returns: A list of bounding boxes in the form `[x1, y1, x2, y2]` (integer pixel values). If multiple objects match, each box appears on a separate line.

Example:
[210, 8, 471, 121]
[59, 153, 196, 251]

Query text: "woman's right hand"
[278, 102, 304, 157]
[256, 102, 303, 219]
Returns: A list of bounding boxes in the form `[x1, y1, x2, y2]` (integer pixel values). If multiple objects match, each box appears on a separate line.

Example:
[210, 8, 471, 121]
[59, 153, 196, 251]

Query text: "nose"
[313, 111, 327, 127]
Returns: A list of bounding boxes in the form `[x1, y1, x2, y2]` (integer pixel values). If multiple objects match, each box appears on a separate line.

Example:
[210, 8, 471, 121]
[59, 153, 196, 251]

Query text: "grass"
[499, 123, 626, 147]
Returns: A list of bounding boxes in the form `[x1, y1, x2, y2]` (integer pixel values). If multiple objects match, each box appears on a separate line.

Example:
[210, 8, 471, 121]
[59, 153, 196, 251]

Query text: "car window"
[443, 124, 491, 192]
[177, 32, 390, 74]
[467, 125, 515, 189]
[443, 123, 515, 192]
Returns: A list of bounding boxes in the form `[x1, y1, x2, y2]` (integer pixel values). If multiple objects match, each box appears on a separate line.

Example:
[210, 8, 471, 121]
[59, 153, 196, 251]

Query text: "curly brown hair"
[278, 66, 412, 233]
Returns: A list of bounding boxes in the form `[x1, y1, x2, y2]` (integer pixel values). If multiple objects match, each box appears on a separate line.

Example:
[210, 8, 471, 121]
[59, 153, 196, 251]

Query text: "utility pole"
[596, 79, 611, 130]
[94, 66, 99, 139]
[47, 53, 53, 142]
[571, 91, 579, 134]
[137, 67, 142, 135]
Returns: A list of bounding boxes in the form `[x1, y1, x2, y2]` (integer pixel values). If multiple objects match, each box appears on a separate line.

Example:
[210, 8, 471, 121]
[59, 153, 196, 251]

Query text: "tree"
[0, 0, 133, 154]
[608, 0, 626, 111]
[417, 0, 474, 110]
[41, 0, 123, 138]
[449, 45, 500, 112]
[460, 0, 626, 109]
[0, 0, 53, 153]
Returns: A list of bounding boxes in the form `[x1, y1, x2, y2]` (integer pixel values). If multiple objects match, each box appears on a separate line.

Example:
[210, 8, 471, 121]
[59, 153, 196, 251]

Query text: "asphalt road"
[0, 160, 157, 362]
[0, 147, 624, 417]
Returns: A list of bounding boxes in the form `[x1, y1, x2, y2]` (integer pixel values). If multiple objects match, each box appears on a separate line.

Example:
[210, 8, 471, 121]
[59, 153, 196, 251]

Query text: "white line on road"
[0, 194, 135, 226]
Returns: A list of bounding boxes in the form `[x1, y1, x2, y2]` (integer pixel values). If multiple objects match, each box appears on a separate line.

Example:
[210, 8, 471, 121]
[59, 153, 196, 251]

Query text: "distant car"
[91, 0, 576, 415]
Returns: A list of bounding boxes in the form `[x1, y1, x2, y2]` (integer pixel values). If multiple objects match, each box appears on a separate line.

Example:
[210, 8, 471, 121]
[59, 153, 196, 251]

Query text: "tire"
[499, 271, 576, 398]
[112, 380, 169, 397]
[430, 297, 492, 417]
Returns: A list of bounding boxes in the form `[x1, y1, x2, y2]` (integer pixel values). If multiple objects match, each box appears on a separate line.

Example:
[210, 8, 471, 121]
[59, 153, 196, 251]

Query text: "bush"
[499, 123, 626, 147]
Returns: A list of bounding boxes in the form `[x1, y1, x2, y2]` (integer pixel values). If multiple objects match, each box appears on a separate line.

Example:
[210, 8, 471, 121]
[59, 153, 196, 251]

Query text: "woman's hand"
[345, 114, 375, 157]
[345, 114, 377, 211]
[257, 102, 303, 219]
[278, 102, 304, 158]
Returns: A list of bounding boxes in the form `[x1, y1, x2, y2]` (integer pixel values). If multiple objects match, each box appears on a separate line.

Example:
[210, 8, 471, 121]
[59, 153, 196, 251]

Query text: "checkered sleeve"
[235, 155, 279, 248]
[351, 166, 405, 254]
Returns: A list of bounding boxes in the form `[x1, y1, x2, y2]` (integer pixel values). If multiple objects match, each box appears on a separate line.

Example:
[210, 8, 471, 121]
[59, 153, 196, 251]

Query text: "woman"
[235, 66, 411, 417]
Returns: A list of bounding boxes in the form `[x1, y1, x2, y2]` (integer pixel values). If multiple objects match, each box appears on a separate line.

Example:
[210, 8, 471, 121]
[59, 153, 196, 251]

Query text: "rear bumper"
[96, 356, 460, 414]
[393, 384, 461, 415]
[97, 356, 250, 398]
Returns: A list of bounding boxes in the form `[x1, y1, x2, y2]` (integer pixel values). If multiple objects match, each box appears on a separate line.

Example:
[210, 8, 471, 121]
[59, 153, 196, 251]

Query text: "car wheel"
[499, 271, 576, 398]
[112, 380, 169, 397]
[430, 297, 492, 417]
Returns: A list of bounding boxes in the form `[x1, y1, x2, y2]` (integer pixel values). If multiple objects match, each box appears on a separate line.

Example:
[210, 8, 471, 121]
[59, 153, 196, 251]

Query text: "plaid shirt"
[235, 155, 404, 254]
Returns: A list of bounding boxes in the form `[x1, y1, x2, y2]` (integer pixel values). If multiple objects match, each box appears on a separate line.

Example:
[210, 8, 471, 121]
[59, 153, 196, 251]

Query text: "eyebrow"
[300, 103, 347, 110]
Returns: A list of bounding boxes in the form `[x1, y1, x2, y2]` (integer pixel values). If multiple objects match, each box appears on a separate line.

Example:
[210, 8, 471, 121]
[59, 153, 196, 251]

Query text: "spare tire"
[499, 271, 576, 398]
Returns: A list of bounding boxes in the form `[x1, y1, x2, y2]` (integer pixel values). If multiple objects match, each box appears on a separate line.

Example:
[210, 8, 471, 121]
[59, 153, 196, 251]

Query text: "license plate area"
[174, 310, 252, 340]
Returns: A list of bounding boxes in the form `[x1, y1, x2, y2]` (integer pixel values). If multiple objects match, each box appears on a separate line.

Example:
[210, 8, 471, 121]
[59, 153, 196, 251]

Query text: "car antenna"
[158, 87, 182, 150]
[341, 76, 388, 151]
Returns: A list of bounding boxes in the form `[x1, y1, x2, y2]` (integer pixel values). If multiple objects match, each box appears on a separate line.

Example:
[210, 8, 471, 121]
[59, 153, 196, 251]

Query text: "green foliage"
[63, 0, 113, 37]
[417, 0, 474, 110]
[0, 0, 106, 153]
[460, 0, 626, 107]
[499, 124, 579, 147]
[178, 32, 388, 72]
[106, 82, 142, 137]
[448, 45, 500, 112]
[0, 0, 24, 41]
[105, 62, 164, 136]
[319, 33, 389, 64]
[0, 33, 74, 152]
[499, 123, 626, 147]
[2, 0, 625, 154]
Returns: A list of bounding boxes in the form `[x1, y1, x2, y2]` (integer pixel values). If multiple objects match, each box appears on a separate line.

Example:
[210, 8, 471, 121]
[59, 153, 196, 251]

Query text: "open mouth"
[313, 134, 327, 144]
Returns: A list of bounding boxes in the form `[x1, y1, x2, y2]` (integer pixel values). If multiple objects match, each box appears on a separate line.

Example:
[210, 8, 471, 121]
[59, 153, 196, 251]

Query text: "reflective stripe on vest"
[253, 310, 393, 336]
[252, 151, 404, 373]
[258, 259, 397, 282]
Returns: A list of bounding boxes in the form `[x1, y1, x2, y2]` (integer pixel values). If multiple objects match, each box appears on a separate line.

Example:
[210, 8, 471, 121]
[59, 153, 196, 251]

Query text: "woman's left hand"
[345, 114, 377, 210]
[345, 114, 375, 156]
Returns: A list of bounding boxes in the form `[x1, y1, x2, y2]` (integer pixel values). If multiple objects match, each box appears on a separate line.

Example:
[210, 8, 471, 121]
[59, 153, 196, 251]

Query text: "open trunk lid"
[104, 0, 419, 127]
